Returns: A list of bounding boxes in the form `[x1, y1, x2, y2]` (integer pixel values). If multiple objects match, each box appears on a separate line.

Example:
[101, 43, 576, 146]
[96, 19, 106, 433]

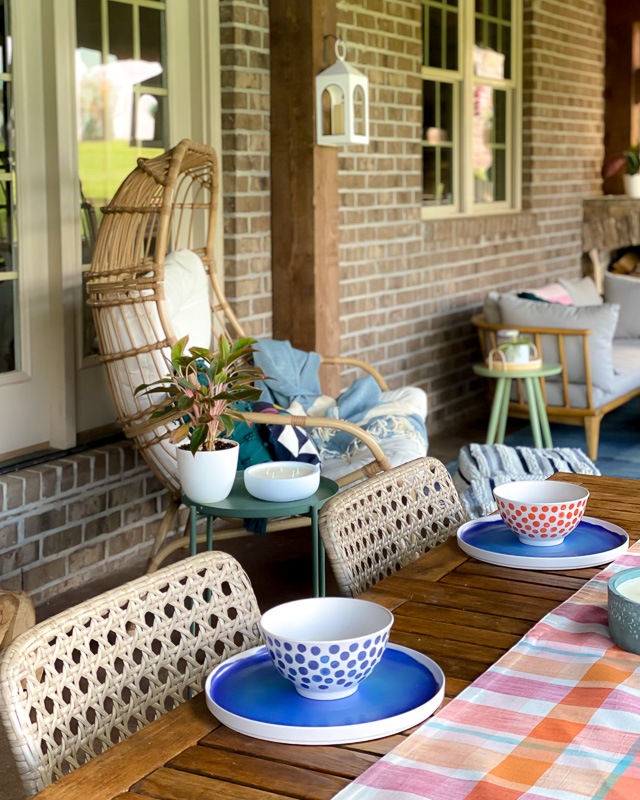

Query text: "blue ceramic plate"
[205, 643, 445, 745]
[457, 514, 628, 570]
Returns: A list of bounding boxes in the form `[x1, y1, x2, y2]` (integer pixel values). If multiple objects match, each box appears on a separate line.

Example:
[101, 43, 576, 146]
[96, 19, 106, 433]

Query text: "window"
[421, 0, 521, 216]
[0, 0, 222, 461]
[76, 0, 170, 361]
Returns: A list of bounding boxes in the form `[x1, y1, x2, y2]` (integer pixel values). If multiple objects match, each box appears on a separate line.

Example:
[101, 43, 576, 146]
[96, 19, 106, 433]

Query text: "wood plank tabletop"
[31, 473, 640, 800]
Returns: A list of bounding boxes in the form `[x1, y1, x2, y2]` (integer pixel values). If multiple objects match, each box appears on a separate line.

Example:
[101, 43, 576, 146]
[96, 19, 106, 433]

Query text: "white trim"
[0, 0, 52, 453]
[43, 0, 80, 449]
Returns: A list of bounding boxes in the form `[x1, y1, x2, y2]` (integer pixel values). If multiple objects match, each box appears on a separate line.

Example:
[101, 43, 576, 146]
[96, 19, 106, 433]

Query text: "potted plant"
[602, 144, 640, 198]
[496, 329, 534, 363]
[135, 335, 264, 503]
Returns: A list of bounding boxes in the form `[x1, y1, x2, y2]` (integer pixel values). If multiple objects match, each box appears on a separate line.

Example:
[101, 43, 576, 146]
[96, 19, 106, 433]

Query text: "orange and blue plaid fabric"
[337, 543, 640, 799]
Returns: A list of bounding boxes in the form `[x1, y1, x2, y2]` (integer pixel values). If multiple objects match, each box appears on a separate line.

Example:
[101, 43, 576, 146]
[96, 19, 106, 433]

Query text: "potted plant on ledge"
[603, 143, 640, 198]
[136, 335, 265, 503]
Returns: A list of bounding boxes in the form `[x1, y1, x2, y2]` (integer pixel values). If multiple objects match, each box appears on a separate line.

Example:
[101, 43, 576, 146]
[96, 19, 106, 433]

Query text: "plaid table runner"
[337, 543, 640, 800]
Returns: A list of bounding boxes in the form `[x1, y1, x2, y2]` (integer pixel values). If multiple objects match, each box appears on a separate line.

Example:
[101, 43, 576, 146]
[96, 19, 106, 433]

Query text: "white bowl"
[493, 480, 589, 546]
[244, 461, 320, 502]
[260, 597, 394, 700]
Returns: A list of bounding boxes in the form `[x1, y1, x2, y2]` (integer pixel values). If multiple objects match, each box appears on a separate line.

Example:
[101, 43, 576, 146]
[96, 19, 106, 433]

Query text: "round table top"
[182, 472, 340, 519]
[472, 362, 563, 379]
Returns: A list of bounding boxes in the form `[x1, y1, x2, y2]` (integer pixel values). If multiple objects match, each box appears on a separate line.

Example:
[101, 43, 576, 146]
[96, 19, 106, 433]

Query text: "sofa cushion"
[558, 276, 602, 306]
[498, 294, 619, 392]
[604, 272, 640, 338]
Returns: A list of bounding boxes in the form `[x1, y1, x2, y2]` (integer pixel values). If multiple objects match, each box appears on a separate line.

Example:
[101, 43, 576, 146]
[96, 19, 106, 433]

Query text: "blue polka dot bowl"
[259, 597, 394, 700]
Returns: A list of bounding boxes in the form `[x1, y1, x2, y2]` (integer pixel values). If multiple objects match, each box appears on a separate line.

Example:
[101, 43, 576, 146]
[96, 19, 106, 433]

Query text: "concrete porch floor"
[1, 414, 506, 798]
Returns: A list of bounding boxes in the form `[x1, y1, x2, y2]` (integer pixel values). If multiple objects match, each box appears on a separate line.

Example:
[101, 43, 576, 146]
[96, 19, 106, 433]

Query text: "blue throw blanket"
[254, 339, 322, 409]
[254, 339, 427, 460]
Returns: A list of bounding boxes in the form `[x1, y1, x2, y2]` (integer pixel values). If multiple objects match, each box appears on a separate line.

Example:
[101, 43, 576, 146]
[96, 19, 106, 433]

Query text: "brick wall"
[0, 444, 173, 605]
[337, 0, 605, 430]
[219, 0, 273, 338]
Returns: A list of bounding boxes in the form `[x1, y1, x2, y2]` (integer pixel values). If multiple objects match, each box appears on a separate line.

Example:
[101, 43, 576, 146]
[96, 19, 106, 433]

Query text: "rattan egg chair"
[87, 139, 391, 572]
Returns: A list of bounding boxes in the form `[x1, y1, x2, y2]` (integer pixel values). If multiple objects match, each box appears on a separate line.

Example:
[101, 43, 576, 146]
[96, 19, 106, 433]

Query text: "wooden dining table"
[31, 472, 640, 800]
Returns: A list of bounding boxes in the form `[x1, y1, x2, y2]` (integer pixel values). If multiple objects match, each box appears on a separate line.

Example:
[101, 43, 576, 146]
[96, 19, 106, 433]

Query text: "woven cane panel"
[319, 458, 467, 597]
[0, 552, 261, 796]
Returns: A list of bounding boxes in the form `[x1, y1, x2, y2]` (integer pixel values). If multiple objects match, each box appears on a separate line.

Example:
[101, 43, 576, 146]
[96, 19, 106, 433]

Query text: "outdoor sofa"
[473, 273, 640, 461]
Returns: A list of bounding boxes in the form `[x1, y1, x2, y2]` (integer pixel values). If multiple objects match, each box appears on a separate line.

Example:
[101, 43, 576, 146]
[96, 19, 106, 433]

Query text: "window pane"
[427, 5, 443, 69]
[108, 2, 134, 61]
[493, 149, 506, 202]
[423, 81, 436, 132]
[76, 0, 168, 359]
[494, 89, 507, 144]
[423, 148, 437, 204]
[423, 79, 456, 207]
[475, 0, 513, 79]
[445, 10, 458, 71]
[140, 7, 165, 88]
[473, 86, 508, 204]
[134, 93, 166, 148]
[441, 82, 453, 138]
[423, 80, 454, 144]
[0, 0, 17, 373]
[440, 147, 453, 204]
[0, 278, 17, 373]
[424, 0, 458, 71]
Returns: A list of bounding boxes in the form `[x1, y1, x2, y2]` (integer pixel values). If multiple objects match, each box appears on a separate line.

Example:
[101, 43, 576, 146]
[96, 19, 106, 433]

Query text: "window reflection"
[0, 0, 17, 374]
[75, 0, 168, 358]
[472, 85, 507, 203]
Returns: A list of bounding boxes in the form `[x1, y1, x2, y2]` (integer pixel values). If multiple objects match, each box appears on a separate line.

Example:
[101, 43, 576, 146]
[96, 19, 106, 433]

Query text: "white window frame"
[421, 0, 522, 220]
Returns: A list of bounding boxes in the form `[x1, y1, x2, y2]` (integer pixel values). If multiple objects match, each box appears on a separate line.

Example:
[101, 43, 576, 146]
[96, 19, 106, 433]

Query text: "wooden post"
[270, 0, 341, 396]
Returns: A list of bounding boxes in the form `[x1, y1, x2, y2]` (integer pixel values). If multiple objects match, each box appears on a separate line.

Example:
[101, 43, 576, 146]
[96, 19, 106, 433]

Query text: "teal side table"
[182, 472, 339, 597]
[472, 362, 563, 449]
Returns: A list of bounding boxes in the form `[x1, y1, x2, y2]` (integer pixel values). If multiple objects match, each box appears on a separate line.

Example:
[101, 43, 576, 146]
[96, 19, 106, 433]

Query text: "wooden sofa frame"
[472, 314, 640, 461]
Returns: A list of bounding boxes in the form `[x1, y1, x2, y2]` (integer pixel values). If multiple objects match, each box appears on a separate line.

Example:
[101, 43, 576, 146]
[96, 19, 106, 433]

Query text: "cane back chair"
[0, 551, 261, 796]
[318, 457, 466, 597]
[86, 139, 392, 572]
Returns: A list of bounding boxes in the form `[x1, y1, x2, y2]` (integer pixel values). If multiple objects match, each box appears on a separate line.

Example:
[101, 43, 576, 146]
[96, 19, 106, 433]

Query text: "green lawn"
[78, 140, 163, 208]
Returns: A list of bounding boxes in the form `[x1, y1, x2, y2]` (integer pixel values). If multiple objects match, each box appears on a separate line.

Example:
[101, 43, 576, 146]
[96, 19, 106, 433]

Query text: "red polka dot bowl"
[493, 481, 589, 546]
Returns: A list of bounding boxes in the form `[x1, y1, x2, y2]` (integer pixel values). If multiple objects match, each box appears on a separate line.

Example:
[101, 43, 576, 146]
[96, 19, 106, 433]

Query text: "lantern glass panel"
[353, 85, 366, 137]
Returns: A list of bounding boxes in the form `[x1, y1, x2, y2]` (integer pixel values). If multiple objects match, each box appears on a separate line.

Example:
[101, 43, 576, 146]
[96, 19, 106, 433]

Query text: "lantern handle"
[335, 38, 347, 61]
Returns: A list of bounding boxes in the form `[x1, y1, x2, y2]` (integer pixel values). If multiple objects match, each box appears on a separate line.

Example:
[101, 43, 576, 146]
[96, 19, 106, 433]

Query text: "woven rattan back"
[86, 139, 243, 495]
[0, 552, 261, 796]
[319, 458, 466, 596]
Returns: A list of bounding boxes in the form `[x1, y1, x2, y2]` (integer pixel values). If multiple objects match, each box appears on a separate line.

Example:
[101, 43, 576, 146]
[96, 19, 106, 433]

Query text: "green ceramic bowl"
[608, 567, 640, 656]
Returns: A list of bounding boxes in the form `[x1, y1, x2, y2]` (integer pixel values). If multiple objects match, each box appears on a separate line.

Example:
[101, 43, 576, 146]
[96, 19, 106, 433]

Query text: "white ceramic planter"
[502, 343, 531, 364]
[624, 174, 640, 199]
[176, 441, 239, 503]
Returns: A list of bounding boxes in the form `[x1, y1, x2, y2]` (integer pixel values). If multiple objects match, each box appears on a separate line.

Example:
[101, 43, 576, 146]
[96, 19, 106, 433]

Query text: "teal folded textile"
[254, 339, 322, 408]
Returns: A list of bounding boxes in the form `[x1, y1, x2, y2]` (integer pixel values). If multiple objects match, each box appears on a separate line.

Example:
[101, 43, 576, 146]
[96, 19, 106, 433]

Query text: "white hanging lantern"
[316, 39, 369, 147]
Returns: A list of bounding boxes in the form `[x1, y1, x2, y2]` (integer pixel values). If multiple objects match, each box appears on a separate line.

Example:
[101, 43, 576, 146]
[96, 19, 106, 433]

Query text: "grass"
[78, 140, 163, 208]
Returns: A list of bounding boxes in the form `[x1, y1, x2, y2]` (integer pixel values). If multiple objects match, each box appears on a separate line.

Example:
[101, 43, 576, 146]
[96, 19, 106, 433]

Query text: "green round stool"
[472, 362, 562, 449]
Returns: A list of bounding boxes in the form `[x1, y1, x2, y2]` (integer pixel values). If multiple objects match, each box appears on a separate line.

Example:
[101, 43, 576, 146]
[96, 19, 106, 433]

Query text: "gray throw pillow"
[604, 273, 640, 338]
[498, 295, 619, 391]
[558, 276, 603, 307]
[482, 291, 503, 324]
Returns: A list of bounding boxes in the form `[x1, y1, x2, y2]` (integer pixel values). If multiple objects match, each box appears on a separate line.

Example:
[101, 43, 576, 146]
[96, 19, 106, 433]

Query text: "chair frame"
[318, 457, 466, 597]
[86, 140, 392, 572]
[0, 551, 261, 796]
